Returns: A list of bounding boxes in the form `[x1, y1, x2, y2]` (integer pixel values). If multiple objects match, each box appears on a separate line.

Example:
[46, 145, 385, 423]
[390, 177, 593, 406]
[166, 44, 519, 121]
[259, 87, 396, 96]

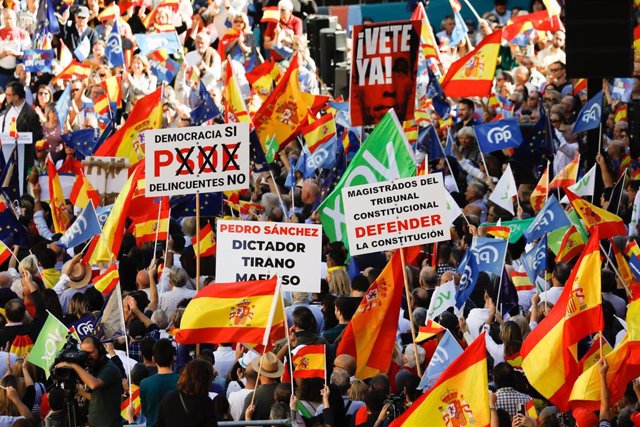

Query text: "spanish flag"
[578, 333, 613, 374]
[224, 60, 252, 125]
[69, 169, 100, 209]
[121, 384, 141, 420]
[93, 94, 110, 116]
[510, 269, 534, 291]
[530, 164, 549, 212]
[549, 157, 579, 189]
[484, 224, 511, 240]
[93, 265, 119, 296]
[525, 401, 538, 423]
[51, 60, 91, 84]
[521, 230, 602, 411]
[389, 333, 489, 427]
[573, 79, 587, 96]
[253, 55, 306, 155]
[301, 113, 336, 153]
[90, 162, 145, 263]
[416, 319, 445, 342]
[411, 2, 441, 61]
[8, 117, 17, 139]
[566, 188, 627, 239]
[175, 276, 285, 345]
[0, 239, 12, 265]
[94, 87, 162, 165]
[246, 59, 280, 101]
[440, 30, 502, 98]
[569, 289, 640, 410]
[129, 199, 170, 247]
[614, 104, 628, 123]
[292, 344, 326, 380]
[142, 0, 180, 28]
[612, 242, 639, 286]
[193, 223, 216, 257]
[337, 246, 421, 379]
[260, 6, 279, 23]
[46, 156, 69, 233]
[100, 75, 123, 108]
[9, 335, 33, 358]
[555, 225, 585, 263]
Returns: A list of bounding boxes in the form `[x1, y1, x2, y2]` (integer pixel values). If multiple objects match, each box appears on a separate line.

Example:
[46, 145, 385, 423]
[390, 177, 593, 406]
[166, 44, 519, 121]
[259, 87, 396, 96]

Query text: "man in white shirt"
[228, 365, 256, 421]
[536, 31, 566, 72]
[537, 263, 571, 306]
[213, 344, 236, 381]
[159, 268, 196, 319]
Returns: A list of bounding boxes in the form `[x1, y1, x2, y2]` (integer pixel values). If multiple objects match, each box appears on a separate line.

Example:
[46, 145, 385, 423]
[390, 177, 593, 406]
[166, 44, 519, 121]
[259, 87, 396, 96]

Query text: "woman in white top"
[123, 54, 157, 111]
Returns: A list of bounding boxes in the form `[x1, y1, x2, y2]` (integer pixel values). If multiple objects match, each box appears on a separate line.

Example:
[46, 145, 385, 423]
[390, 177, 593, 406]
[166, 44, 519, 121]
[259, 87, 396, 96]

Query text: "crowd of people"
[0, 0, 638, 425]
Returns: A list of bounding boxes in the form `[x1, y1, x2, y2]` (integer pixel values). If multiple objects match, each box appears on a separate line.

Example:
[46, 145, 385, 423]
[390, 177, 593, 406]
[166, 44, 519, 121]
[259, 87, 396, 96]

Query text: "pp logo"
[582, 104, 600, 123]
[106, 34, 122, 54]
[534, 210, 555, 229]
[487, 125, 512, 145]
[458, 265, 473, 292]
[306, 148, 329, 170]
[471, 246, 499, 264]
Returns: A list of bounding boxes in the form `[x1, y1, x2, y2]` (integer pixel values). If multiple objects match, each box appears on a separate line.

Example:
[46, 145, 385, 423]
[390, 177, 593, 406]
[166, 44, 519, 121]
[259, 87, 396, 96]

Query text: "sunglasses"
[71, 88, 82, 93]
[38, 92, 49, 96]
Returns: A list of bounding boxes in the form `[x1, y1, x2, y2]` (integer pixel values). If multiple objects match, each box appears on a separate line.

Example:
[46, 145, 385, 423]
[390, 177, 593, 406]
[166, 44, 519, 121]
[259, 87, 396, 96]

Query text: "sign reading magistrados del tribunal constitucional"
[145, 123, 250, 197]
[342, 173, 450, 256]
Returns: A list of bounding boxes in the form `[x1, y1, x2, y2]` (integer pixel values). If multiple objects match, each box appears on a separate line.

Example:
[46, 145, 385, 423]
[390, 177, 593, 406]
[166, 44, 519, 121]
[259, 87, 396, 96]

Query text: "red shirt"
[264, 15, 303, 40]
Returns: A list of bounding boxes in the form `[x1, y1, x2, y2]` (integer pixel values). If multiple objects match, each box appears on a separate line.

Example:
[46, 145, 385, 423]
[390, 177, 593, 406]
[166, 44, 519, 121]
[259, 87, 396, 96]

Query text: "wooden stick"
[599, 242, 632, 298]
[249, 347, 268, 407]
[400, 248, 422, 377]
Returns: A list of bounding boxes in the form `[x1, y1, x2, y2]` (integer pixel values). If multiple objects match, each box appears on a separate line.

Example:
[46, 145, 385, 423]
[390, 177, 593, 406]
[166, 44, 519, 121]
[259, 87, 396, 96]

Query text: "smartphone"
[518, 403, 526, 415]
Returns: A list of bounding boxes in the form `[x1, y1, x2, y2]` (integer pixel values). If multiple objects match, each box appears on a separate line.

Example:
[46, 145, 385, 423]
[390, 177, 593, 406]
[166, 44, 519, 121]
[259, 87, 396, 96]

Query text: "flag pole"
[599, 242, 632, 298]
[545, 160, 550, 204]
[269, 169, 290, 219]
[399, 247, 422, 377]
[461, 0, 483, 22]
[280, 291, 295, 398]
[152, 199, 163, 260]
[115, 282, 133, 412]
[494, 230, 511, 311]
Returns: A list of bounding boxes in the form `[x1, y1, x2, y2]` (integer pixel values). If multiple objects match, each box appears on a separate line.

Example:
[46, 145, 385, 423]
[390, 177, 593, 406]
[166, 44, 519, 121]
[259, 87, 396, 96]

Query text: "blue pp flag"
[521, 236, 547, 284]
[573, 91, 603, 134]
[454, 250, 480, 309]
[135, 33, 182, 57]
[57, 202, 101, 249]
[95, 205, 113, 227]
[0, 147, 19, 208]
[106, 20, 125, 68]
[473, 118, 523, 153]
[444, 130, 454, 157]
[470, 236, 508, 277]
[416, 125, 444, 160]
[523, 195, 570, 242]
[418, 330, 463, 390]
[150, 56, 180, 83]
[190, 82, 221, 126]
[285, 156, 298, 189]
[450, 10, 469, 47]
[23, 50, 54, 73]
[611, 78, 634, 103]
[299, 137, 337, 178]
[61, 128, 101, 159]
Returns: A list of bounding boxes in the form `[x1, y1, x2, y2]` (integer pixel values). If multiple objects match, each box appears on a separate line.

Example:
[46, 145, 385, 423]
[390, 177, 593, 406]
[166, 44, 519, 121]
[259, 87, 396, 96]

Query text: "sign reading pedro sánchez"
[349, 20, 420, 127]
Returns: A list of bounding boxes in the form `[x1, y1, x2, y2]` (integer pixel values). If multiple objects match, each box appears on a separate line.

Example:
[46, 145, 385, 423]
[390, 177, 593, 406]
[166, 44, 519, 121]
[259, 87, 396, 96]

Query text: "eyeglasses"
[542, 97, 554, 102]
[549, 68, 562, 72]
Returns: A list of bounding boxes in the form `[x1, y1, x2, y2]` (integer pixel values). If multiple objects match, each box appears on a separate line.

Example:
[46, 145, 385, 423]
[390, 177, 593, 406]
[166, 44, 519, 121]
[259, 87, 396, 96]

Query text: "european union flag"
[170, 192, 223, 219]
[573, 91, 603, 134]
[190, 82, 221, 126]
[427, 69, 451, 119]
[524, 195, 570, 242]
[34, 0, 60, 40]
[0, 207, 29, 247]
[416, 125, 444, 160]
[444, 129, 454, 157]
[474, 118, 523, 153]
[250, 130, 270, 173]
[494, 268, 519, 316]
[319, 142, 346, 202]
[57, 202, 101, 249]
[105, 20, 125, 68]
[470, 236, 508, 277]
[454, 249, 480, 309]
[521, 235, 547, 284]
[61, 128, 100, 159]
[513, 107, 554, 171]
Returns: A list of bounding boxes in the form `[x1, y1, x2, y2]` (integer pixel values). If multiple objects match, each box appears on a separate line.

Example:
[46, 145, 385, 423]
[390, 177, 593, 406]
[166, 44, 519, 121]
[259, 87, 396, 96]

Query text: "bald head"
[301, 179, 320, 205]
[136, 270, 150, 290]
[333, 354, 356, 377]
[440, 270, 456, 285]
[419, 266, 437, 289]
[0, 272, 11, 288]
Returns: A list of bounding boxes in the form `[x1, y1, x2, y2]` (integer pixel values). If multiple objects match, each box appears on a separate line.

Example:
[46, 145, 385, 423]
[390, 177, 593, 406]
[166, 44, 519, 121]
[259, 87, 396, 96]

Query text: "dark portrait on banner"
[349, 20, 421, 127]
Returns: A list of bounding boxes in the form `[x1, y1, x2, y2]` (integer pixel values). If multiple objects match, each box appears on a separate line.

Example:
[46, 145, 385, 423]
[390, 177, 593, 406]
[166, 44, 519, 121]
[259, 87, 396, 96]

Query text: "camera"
[384, 393, 406, 420]
[51, 336, 88, 390]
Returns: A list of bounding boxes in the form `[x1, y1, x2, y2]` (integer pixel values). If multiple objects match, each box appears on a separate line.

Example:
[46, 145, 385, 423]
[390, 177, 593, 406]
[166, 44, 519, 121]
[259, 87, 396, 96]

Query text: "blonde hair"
[347, 379, 368, 401]
[18, 255, 38, 276]
[328, 269, 351, 296]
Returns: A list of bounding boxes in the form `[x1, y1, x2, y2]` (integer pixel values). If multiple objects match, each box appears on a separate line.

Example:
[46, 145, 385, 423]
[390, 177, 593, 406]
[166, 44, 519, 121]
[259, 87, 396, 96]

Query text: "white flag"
[443, 191, 462, 226]
[560, 165, 596, 204]
[74, 36, 91, 62]
[427, 280, 456, 319]
[489, 164, 517, 215]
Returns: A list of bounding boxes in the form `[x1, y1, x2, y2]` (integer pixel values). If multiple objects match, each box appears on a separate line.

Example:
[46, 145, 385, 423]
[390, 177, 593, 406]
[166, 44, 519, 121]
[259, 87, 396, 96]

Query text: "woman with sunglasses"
[217, 13, 256, 69]
[32, 84, 52, 124]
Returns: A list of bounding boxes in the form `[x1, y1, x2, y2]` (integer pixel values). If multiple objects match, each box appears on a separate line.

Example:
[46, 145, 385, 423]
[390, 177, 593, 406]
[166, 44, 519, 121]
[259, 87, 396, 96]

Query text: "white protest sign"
[144, 123, 250, 197]
[215, 220, 322, 292]
[1, 133, 32, 196]
[342, 173, 450, 256]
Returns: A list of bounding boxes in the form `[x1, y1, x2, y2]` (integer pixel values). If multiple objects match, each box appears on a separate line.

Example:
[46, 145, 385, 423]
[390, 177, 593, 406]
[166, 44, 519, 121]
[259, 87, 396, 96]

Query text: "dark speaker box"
[307, 15, 335, 65]
[629, 101, 640, 159]
[334, 62, 350, 99]
[320, 28, 336, 85]
[565, 0, 633, 78]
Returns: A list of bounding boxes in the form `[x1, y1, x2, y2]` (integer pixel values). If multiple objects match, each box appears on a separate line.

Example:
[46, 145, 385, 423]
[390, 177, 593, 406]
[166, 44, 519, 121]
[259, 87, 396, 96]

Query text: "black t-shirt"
[87, 359, 123, 427]
[157, 390, 218, 427]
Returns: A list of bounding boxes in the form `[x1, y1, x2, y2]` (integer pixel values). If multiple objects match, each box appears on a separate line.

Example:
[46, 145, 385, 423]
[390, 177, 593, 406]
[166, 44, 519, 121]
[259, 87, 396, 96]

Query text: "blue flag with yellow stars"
[61, 128, 101, 159]
[170, 192, 223, 219]
[190, 82, 221, 126]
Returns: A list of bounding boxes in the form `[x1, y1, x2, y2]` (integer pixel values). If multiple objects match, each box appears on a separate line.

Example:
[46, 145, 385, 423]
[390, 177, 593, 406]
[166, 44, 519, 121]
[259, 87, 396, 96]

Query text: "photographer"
[54, 336, 123, 427]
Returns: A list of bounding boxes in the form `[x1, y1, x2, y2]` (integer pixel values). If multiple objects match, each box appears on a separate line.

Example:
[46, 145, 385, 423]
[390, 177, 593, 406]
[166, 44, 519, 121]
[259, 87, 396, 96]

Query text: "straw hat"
[62, 260, 92, 289]
[250, 352, 284, 379]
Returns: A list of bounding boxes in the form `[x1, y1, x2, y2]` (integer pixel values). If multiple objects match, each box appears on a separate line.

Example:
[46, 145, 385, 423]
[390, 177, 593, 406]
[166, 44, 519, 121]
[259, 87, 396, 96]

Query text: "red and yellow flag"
[440, 30, 502, 98]
[411, 2, 441, 61]
[0, 240, 12, 265]
[566, 188, 627, 239]
[100, 75, 123, 108]
[260, 6, 279, 23]
[142, 0, 179, 28]
[301, 113, 336, 153]
[193, 223, 216, 257]
[253, 54, 306, 155]
[10, 335, 33, 359]
[521, 231, 602, 411]
[530, 164, 549, 212]
[337, 246, 421, 379]
[46, 157, 69, 233]
[612, 242, 639, 287]
[69, 169, 100, 209]
[389, 333, 489, 427]
[224, 60, 252, 125]
[416, 319, 445, 342]
[129, 199, 170, 247]
[484, 225, 511, 240]
[175, 276, 285, 345]
[93, 94, 110, 116]
[94, 87, 162, 164]
[549, 157, 579, 189]
[555, 225, 585, 263]
[569, 289, 640, 410]
[93, 265, 119, 296]
[614, 104, 628, 123]
[121, 384, 141, 420]
[8, 117, 17, 139]
[51, 61, 91, 84]
[510, 269, 534, 291]
[246, 60, 280, 101]
[90, 162, 145, 263]
[292, 344, 326, 380]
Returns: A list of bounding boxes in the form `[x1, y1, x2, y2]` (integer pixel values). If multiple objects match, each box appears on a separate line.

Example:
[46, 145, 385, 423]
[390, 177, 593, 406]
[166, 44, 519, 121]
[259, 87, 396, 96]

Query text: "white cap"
[278, 0, 293, 11]
[239, 350, 260, 368]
